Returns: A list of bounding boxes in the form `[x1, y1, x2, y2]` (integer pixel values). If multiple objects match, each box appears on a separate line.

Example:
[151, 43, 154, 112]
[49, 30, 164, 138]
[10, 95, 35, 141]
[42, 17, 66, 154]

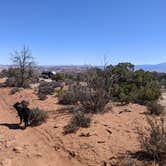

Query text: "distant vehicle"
[41, 71, 56, 79]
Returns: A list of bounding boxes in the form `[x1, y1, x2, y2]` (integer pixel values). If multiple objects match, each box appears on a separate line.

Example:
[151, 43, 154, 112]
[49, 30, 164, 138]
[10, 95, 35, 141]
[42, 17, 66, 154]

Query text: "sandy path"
[0, 88, 75, 166]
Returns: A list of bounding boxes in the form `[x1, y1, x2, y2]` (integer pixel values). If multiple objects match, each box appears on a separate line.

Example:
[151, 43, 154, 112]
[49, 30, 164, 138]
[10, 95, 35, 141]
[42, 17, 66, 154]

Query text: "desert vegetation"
[37, 81, 61, 100]
[59, 63, 161, 109]
[0, 53, 165, 165]
[57, 63, 163, 141]
[137, 116, 166, 165]
[30, 108, 48, 126]
[3, 46, 39, 88]
[63, 112, 91, 134]
[154, 72, 166, 89]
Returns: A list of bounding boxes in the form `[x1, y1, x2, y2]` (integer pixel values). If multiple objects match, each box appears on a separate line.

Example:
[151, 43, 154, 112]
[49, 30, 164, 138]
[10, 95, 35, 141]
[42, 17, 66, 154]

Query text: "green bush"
[63, 112, 91, 134]
[52, 73, 74, 81]
[30, 108, 48, 126]
[52, 73, 66, 81]
[109, 64, 161, 105]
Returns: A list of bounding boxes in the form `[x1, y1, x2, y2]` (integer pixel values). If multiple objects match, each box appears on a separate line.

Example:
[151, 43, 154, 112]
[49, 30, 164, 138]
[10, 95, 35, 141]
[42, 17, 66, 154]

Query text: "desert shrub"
[78, 67, 115, 113]
[38, 93, 47, 100]
[9, 87, 20, 95]
[58, 85, 78, 105]
[154, 72, 166, 88]
[37, 81, 60, 100]
[59, 67, 115, 113]
[64, 112, 91, 134]
[115, 157, 144, 166]
[52, 81, 64, 88]
[5, 68, 39, 88]
[0, 69, 8, 78]
[109, 64, 161, 105]
[63, 122, 78, 134]
[64, 79, 74, 86]
[55, 88, 65, 97]
[138, 116, 166, 164]
[85, 64, 161, 108]
[52, 73, 66, 81]
[30, 108, 48, 126]
[59, 63, 161, 110]
[78, 85, 109, 113]
[147, 102, 165, 116]
[5, 68, 23, 87]
[52, 72, 75, 81]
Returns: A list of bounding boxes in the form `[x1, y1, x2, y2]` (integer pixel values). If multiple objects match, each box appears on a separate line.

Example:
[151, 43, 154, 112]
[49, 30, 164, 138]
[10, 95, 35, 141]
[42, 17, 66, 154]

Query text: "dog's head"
[13, 102, 22, 110]
[13, 101, 30, 111]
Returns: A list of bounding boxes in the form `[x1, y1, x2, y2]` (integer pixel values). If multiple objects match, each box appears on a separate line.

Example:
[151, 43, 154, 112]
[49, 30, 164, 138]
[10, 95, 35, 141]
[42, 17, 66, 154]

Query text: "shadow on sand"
[0, 123, 21, 130]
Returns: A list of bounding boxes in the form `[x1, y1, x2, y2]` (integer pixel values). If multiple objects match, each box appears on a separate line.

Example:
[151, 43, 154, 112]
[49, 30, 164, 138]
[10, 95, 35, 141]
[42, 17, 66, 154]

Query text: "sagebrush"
[30, 108, 48, 126]
[138, 116, 166, 164]
[64, 112, 91, 134]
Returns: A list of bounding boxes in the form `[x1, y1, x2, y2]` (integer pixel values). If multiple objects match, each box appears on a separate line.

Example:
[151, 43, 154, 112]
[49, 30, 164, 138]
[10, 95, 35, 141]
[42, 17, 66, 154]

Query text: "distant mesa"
[135, 62, 166, 73]
[0, 63, 166, 73]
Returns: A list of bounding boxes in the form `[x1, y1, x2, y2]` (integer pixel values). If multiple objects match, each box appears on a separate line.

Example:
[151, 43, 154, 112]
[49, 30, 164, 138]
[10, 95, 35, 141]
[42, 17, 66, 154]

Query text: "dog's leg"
[27, 113, 31, 126]
[24, 121, 27, 129]
[27, 120, 30, 126]
[19, 116, 23, 125]
[24, 118, 29, 129]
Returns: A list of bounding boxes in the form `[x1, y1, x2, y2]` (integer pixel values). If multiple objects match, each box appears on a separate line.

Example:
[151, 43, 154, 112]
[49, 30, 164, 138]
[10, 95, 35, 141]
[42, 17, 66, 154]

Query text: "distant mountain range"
[135, 63, 166, 73]
[0, 63, 166, 73]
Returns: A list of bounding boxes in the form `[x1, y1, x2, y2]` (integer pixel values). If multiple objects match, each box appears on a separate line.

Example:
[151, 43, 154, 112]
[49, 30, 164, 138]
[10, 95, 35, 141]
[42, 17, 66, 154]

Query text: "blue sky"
[0, 0, 166, 65]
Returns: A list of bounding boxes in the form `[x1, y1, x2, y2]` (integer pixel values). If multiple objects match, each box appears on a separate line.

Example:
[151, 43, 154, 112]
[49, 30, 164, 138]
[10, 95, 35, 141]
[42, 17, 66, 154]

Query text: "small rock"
[106, 129, 112, 135]
[35, 153, 42, 158]
[54, 125, 58, 128]
[13, 146, 23, 153]
[97, 141, 105, 144]
[68, 151, 76, 158]
[54, 145, 60, 151]
[79, 132, 91, 137]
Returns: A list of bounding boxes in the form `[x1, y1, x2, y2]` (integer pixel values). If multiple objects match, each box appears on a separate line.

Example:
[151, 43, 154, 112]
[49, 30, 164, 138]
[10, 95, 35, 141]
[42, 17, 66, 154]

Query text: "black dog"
[13, 101, 31, 128]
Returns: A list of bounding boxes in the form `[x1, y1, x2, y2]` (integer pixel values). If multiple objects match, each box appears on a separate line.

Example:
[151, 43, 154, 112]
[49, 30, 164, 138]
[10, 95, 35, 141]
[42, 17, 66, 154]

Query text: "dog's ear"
[13, 102, 18, 108]
[13, 102, 21, 108]
[21, 100, 29, 107]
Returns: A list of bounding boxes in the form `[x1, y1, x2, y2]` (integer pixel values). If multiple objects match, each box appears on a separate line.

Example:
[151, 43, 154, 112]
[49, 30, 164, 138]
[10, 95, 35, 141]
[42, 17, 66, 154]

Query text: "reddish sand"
[0, 81, 155, 166]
